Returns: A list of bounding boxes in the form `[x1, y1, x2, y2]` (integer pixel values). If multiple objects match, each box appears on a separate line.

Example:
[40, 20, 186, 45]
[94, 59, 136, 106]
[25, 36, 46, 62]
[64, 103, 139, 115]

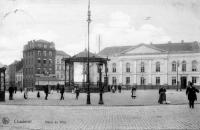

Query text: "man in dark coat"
[75, 87, 80, 100]
[186, 82, 199, 108]
[131, 86, 137, 99]
[158, 87, 166, 104]
[44, 85, 49, 100]
[60, 86, 65, 100]
[118, 85, 122, 93]
[8, 86, 14, 100]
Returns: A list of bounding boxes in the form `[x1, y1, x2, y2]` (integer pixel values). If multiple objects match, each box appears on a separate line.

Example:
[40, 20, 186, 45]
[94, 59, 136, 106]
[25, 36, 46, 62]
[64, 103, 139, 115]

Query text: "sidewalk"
[0, 89, 199, 106]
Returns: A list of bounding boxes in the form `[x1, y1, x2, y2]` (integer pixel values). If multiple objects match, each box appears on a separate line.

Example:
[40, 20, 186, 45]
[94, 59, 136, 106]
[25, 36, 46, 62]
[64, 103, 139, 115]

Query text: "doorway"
[181, 77, 187, 89]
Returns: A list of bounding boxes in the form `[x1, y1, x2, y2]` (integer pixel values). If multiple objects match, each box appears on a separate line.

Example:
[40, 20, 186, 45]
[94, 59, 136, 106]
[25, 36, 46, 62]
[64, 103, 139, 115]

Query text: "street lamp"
[98, 63, 104, 104]
[176, 61, 179, 91]
[86, 0, 91, 104]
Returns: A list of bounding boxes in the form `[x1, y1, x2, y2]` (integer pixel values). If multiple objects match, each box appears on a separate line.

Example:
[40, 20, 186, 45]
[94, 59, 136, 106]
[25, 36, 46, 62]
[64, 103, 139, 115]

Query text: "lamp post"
[98, 63, 104, 104]
[176, 61, 179, 91]
[86, 0, 91, 104]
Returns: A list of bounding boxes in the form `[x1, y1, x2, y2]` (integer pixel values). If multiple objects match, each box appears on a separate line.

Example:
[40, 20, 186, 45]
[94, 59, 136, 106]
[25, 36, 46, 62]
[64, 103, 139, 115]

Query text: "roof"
[36, 39, 51, 43]
[73, 49, 101, 58]
[56, 50, 70, 57]
[99, 42, 200, 56]
[98, 46, 133, 56]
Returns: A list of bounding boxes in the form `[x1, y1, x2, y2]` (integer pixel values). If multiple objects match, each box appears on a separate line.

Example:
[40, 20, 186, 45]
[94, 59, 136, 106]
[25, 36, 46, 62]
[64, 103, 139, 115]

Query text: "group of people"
[158, 81, 199, 108]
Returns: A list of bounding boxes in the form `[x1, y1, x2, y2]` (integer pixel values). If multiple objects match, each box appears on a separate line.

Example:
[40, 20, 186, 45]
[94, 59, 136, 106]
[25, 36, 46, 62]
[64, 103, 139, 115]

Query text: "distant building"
[55, 50, 70, 85]
[15, 68, 23, 89]
[8, 60, 18, 87]
[99, 41, 200, 89]
[23, 40, 56, 89]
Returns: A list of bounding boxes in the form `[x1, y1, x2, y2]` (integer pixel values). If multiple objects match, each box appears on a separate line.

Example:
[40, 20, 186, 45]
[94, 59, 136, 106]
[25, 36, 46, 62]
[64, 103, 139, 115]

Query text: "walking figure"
[75, 87, 80, 100]
[37, 91, 40, 98]
[158, 86, 166, 104]
[112, 85, 115, 93]
[8, 86, 14, 100]
[60, 86, 65, 100]
[24, 88, 28, 99]
[131, 86, 136, 99]
[186, 82, 199, 108]
[44, 85, 49, 100]
[118, 84, 122, 93]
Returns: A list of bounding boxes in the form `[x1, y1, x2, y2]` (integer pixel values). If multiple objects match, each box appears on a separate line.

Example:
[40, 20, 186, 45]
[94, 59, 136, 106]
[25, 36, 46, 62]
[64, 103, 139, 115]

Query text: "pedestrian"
[44, 85, 49, 100]
[186, 82, 199, 108]
[112, 85, 115, 93]
[24, 88, 28, 99]
[118, 84, 122, 93]
[56, 83, 60, 93]
[108, 85, 111, 92]
[20, 87, 23, 93]
[60, 86, 65, 100]
[8, 86, 14, 100]
[131, 86, 137, 99]
[37, 91, 40, 98]
[158, 86, 166, 104]
[75, 87, 80, 100]
[14, 86, 17, 94]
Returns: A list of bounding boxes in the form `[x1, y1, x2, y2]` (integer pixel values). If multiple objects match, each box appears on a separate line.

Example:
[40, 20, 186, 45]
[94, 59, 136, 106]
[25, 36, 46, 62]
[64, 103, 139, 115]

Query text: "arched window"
[172, 61, 176, 72]
[126, 63, 130, 72]
[192, 60, 197, 71]
[156, 62, 160, 72]
[112, 63, 116, 73]
[141, 62, 145, 72]
[182, 61, 186, 72]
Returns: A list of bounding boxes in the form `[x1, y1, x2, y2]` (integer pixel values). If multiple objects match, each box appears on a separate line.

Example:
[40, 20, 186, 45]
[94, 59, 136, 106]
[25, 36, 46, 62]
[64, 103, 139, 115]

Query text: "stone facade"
[99, 42, 200, 89]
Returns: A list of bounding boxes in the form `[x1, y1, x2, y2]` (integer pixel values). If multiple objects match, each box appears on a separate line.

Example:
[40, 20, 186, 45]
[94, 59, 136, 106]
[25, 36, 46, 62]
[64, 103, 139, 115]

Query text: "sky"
[0, 0, 200, 65]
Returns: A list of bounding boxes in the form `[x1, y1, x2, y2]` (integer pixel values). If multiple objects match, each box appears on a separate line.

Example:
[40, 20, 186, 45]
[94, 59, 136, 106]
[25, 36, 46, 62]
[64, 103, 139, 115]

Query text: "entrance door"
[181, 77, 187, 89]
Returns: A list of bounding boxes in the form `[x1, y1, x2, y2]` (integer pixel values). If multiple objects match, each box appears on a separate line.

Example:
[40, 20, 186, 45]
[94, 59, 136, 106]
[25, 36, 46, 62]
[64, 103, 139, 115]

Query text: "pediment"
[124, 44, 164, 54]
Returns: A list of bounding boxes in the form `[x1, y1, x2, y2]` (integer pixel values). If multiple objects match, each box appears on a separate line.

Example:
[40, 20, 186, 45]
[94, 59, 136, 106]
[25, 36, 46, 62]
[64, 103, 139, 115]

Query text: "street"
[0, 104, 200, 130]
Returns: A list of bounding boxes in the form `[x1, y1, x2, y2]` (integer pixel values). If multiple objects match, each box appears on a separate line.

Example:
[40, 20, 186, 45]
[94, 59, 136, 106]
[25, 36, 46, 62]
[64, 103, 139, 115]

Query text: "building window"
[141, 62, 145, 72]
[49, 51, 52, 56]
[43, 59, 46, 64]
[37, 58, 41, 63]
[140, 77, 145, 85]
[126, 63, 130, 72]
[49, 59, 52, 64]
[49, 68, 52, 74]
[172, 61, 176, 72]
[182, 61, 186, 72]
[126, 77, 130, 85]
[112, 63, 116, 73]
[112, 77, 117, 85]
[38, 51, 41, 56]
[44, 44, 47, 48]
[57, 66, 59, 71]
[43, 51, 46, 57]
[156, 77, 160, 85]
[192, 60, 197, 72]
[172, 77, 176, 86]
[156, 62, 160, 72]
[37, 68, 41, 74]
[192, 77, 197, 84]
[57, 59, 60, 64]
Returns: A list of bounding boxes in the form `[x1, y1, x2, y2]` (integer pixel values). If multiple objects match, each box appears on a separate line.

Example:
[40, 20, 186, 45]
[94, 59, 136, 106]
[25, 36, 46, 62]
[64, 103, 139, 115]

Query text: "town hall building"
[99, 41, 200, 89]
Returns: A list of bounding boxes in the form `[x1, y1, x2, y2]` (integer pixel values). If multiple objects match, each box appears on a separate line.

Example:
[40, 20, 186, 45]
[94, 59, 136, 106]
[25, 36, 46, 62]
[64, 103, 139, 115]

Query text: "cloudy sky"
[0, 0, 200, 65]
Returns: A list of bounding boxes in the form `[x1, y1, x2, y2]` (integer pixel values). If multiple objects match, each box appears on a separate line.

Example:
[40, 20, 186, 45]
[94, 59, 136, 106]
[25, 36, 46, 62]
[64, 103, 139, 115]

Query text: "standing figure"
[44, 85, 49, 100]
[37, 91, 40, 98]
[56, 83, 60, 93]
[112, 85, 115, 93]
[158, 86, 166, 104]
[131, 86, 137, 99]
[24, 88, 28, 99]
[20, 87, 23, 93]
[118, 85, 122, 93]
[8, 86, 14, 100]
[60, 86, 65, 100]
[75, 87, 80, 100]
[186, 82, 199, 108]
